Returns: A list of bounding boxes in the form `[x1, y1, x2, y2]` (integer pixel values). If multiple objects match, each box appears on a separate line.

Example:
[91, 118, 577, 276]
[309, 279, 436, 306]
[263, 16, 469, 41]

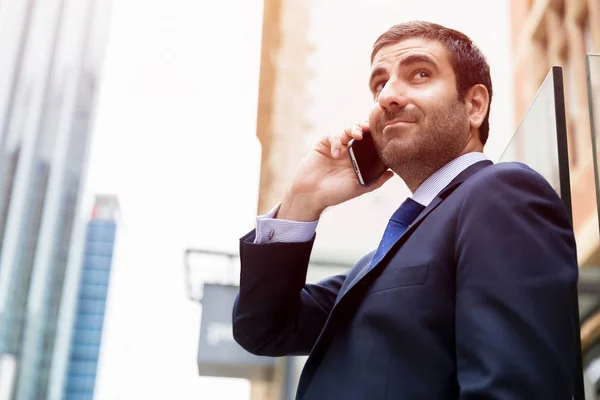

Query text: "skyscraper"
[0, 0, 112, 399]
[63, 195, 119, 400]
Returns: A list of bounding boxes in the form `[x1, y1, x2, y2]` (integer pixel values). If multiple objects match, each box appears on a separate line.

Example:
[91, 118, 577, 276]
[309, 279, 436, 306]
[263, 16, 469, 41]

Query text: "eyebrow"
[368, 53, 439, 89]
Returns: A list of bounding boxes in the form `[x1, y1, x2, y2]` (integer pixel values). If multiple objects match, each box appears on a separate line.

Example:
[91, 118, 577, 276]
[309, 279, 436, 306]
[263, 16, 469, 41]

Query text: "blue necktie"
[369, 198, 425, 270]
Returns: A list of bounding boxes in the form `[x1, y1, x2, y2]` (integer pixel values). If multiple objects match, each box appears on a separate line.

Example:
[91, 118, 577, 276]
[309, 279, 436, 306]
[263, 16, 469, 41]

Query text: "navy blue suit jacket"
[233, 161, 579, 399]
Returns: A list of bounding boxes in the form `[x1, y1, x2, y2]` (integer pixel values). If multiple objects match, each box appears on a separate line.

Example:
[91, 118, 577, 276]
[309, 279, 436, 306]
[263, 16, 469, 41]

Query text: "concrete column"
[251, 0, 314, 397]
[255, 0, 314, 215]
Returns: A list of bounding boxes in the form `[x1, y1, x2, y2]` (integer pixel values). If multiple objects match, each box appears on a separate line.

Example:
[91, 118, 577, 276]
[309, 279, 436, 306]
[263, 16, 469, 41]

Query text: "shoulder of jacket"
[467, 161, 547, 187]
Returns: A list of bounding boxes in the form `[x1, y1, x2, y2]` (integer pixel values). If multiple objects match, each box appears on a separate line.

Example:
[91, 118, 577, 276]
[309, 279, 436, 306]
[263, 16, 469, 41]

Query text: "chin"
[380, 137, 427, 164]
[381, 137, 412, 154]
[380, 142, 414, 169]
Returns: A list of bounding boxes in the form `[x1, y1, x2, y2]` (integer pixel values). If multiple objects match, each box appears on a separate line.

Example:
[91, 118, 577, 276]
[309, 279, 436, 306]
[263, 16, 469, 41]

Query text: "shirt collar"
[411, 152, 488, 206]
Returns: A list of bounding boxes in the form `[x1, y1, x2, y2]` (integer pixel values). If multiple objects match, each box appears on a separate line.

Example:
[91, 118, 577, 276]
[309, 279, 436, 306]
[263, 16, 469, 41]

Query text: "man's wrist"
[277, 192, 323, 222]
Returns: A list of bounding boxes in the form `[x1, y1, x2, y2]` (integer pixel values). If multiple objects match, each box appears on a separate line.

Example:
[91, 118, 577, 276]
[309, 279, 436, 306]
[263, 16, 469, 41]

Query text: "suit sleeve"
[455, 166, 578, 399]
[232, 230, 346, 357]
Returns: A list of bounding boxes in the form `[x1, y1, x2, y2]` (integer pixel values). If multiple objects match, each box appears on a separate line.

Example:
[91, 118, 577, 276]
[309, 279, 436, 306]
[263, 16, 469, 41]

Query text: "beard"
[371, 97, 470, 183]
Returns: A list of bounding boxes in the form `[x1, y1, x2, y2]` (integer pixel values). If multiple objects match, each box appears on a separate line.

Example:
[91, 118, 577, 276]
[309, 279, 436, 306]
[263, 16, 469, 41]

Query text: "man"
[233, 21, 578, 399]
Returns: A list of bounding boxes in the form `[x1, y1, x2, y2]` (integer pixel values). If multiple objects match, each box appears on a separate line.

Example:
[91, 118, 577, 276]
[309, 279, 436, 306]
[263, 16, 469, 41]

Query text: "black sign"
[197, 284, 275, 380]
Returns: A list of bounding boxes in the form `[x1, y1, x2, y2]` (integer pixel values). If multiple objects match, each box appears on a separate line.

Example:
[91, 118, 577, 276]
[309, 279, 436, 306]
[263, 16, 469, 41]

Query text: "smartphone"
[347, 131, 387, 187]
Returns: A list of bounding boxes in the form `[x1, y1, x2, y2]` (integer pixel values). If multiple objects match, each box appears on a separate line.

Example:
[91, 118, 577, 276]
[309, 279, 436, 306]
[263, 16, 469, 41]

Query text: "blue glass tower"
[63, 195, 118, 399]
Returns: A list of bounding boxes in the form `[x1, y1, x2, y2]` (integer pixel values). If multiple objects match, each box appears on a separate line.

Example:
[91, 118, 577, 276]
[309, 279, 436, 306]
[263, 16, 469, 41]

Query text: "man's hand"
[277, 121, 394, 221]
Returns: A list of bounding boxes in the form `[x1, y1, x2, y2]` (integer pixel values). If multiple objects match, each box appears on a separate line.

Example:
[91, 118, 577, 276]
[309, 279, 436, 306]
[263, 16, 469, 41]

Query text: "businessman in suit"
[233, 21, 578, 399]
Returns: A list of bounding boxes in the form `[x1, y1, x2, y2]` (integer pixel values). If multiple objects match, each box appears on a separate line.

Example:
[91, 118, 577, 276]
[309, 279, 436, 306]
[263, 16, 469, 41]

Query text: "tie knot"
[390, 198, 425, 226]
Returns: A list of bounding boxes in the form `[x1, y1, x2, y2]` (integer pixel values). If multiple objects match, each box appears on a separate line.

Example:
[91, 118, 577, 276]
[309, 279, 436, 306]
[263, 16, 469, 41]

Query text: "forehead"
[371, 38, 452, 69]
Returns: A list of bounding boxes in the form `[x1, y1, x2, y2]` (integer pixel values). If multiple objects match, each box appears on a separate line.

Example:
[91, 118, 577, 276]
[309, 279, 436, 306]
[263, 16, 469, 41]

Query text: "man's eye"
[374, 82, 386, 92]
[413, 70, 431, 80]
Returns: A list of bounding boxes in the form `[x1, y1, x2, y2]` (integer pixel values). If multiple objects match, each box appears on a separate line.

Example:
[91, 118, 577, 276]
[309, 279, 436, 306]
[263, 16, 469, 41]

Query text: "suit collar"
[437, 159, 493, 199]
[392, 159, 493, 258]
[409, 160, 493, 231]
[412, 152, 488, 206]
[335, 160, 493, 306]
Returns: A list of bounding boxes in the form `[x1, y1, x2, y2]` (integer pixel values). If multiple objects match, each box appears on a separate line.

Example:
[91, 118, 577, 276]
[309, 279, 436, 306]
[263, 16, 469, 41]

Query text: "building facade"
[510, 0, 600, 265]
[0, 1, 112, 399]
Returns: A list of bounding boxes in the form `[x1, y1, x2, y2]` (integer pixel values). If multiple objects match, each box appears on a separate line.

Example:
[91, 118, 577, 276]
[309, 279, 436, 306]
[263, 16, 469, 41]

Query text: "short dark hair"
[371, 21, 493, 145]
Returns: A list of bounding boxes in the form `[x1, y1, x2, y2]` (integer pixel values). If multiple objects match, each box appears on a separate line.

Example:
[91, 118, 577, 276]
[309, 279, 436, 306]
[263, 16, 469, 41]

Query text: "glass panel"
[582, 53, 600, 400]
[498, 67, 570, 210]
[587, 54, 600, 233]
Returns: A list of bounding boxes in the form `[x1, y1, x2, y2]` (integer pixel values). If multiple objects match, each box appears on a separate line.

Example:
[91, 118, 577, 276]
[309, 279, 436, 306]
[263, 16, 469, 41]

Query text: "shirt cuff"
[254, 204, 319, 244]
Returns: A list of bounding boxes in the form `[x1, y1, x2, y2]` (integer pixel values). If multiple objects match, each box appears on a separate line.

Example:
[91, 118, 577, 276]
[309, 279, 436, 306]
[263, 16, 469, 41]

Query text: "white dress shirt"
[254, 152, 488, 244]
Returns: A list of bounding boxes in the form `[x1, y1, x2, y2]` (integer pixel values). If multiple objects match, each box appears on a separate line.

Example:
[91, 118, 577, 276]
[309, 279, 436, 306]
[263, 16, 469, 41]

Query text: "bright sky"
[87, 0, 263, 399]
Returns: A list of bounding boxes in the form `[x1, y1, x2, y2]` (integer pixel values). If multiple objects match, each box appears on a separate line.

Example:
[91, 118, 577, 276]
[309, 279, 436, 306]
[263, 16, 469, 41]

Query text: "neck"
[401, 160, 448, 193]
[402, 141, 484, 193]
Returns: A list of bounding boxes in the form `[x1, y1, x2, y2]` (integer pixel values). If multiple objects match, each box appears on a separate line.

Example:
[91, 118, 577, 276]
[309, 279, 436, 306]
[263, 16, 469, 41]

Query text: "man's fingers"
[322, 121, 370, 158]
[341, 127, 353, 145]
[359, 121, 370, 132]
[342, 125, 363, 146]
[328, 135, 341, 158]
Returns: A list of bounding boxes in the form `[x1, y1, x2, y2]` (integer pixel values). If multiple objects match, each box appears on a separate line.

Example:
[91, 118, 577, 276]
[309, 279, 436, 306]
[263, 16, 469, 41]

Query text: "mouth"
[386, 120, 415, 126]
[384, 116, 417, 126]
[383, 120, 416, 133]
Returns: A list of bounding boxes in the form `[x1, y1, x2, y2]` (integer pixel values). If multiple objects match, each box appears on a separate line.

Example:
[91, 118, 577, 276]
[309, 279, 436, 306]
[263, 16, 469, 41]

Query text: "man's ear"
[464, 84, 489, 131]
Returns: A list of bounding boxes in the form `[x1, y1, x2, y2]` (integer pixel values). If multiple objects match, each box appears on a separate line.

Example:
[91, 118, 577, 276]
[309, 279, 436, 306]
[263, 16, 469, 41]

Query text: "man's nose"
[377, 81, 408, 112]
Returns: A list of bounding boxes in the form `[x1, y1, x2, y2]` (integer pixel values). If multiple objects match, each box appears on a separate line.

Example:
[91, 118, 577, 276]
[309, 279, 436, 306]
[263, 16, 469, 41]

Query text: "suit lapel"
[334, 160, 493, 306]
[335, 196, 444, 306]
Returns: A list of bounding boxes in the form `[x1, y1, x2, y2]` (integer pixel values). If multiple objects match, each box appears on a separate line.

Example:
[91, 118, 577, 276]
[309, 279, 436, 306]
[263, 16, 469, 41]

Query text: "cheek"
[368, 103, 381, 128]
[411, 85, 453, 112]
